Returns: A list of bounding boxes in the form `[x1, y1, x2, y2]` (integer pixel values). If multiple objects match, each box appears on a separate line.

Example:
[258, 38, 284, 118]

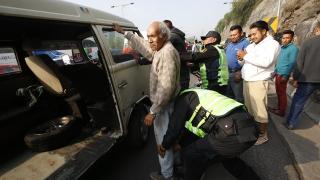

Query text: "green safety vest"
[199, 45, 229, 89]
[181, 89, 243, 138]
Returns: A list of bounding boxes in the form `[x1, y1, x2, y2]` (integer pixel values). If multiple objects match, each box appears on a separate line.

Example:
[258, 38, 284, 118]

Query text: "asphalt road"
[80, 74, 299, 180]
[80, 119, 299, 180]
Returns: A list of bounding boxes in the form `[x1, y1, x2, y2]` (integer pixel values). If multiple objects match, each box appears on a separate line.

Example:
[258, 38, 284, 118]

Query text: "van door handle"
[118, 81, 128, 89]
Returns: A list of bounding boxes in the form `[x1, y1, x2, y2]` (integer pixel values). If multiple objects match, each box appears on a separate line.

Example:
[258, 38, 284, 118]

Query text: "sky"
[65, 0, 232, 39]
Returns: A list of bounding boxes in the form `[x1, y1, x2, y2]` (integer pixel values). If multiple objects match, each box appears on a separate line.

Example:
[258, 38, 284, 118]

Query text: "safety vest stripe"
[185, 121, 206, 138]
[206, 96, 229, 110]
[197, 111, 211, 128]
[209, 98, 238, 115]
[200, 63, 208, 89]
[188, 104, 202, 124]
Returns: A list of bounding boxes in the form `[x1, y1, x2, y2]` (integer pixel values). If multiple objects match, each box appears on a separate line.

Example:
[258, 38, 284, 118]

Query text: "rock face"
[280, 0, 320, 45]
[220, 0, 320, 45]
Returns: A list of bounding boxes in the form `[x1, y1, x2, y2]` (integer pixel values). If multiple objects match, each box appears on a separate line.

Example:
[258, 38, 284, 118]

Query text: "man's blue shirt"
[226, 38, 250, 70]
[275, 43, 299, 78]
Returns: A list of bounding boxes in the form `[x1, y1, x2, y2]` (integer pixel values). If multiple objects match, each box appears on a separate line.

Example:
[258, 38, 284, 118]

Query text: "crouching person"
[158, 88, 259, 180]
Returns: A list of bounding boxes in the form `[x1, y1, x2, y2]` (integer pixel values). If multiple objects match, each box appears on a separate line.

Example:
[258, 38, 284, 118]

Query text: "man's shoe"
[286, 124, 294, 130]
[150, 171, 178, 180]
[283, 122, 294, 130]
[254, 133, 269, 145]
[270, 109, 285, 117]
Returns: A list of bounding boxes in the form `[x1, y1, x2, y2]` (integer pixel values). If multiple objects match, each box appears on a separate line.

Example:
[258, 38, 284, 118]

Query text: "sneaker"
[283, 122, 294, 130]
[150, 171, 178, 180]
[254, 133, 268, 145]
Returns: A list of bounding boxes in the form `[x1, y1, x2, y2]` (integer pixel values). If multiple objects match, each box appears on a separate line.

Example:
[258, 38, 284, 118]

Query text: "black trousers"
[181, 138, 260, 180]
[207, 83, 227, 95]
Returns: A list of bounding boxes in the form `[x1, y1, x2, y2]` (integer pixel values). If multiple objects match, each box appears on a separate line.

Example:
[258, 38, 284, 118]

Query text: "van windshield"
[31, 41, 85, 66]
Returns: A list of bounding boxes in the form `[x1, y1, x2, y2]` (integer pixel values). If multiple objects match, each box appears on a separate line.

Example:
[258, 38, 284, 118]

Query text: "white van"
[0, 0, 151, 179]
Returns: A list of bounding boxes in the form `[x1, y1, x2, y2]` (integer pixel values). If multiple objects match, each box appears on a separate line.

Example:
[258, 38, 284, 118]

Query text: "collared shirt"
[125, 32, 181, 113]
[226, 37, 250, 70]
[275, 43, 299, 78]
[242, 35, 280, 81]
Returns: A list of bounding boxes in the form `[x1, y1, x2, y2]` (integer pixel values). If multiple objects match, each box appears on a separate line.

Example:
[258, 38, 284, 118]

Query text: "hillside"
[216, 0, 320, 45]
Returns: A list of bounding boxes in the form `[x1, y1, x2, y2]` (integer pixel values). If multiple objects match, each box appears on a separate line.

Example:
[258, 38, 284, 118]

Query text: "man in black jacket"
[164, 20, 190, 91]
[157, 89, 259, 180]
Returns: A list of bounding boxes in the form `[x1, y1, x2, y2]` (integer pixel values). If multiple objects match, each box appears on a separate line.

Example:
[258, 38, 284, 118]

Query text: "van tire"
[127, 104, 149, 148]
[24, 115, 81, 152]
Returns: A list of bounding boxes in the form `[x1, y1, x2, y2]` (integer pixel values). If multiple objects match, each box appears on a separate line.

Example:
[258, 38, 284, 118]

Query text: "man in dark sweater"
[286, 21, 320, 129]
[157, 89, 259, 180]
[164, 20, 190, 91]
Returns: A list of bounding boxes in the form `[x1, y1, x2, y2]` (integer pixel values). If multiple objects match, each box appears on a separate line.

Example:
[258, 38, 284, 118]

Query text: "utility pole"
[277, 0, 281, 18]
[110, 2, 134, 17]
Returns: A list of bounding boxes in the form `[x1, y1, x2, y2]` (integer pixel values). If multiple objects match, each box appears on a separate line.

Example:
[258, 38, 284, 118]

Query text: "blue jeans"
[287, 82, 320, 127]
[226, 72, 244, 103]
[153, 103, 174, 178]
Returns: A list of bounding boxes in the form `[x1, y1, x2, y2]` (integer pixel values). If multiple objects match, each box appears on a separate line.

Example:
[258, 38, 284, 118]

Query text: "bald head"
[147, 21, 170, 51]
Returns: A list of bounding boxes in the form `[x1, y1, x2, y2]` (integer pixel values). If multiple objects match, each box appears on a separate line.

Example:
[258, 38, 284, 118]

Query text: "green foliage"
[215, 0, 263, 33]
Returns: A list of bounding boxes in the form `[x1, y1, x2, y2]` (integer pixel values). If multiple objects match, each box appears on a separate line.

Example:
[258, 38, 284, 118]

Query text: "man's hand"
[113, 23, 124, 34]
[144, 113, 156, 126]
[157, 145, 166, 158]
[237, 50, 247, 61]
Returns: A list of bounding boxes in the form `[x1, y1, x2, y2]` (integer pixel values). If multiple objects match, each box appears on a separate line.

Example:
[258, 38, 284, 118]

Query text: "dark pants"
[181, 139, 260, 180]
[287, 82, 320, 127]
[275, 74, 288, 113]
[208, 83, 227, 95]
[181, 138, 216, 180]
[226, 72, 244, 103]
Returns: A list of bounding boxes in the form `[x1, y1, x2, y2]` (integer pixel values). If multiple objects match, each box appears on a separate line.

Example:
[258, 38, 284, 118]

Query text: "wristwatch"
[150, 110, 157, 118]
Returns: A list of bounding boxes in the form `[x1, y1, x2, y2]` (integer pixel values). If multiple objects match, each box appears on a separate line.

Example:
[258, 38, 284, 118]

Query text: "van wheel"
[127, 104, 149, 148]
[24, 115, 81, 152]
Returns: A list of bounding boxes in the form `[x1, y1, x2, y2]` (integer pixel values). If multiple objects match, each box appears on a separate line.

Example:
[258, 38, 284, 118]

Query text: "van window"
[0, 47, 21, 76]
[103, 31, 141, 63]
[82, 37, 100, 65]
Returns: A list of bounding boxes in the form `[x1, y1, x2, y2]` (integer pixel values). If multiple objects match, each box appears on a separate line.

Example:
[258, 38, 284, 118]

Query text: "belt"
[229, 69, 241, 73]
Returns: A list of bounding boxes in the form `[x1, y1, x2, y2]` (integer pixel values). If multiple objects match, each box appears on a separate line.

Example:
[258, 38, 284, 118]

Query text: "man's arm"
[113, 23, 154, 61]
[149, 49, 180, 114]
[293, 42, 306, 80]
[243, 43, 280, 68]
[191, 47, 219, 63]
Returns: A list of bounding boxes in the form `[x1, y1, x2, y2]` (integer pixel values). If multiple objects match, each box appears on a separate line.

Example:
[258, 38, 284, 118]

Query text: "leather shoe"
[270, 109, 285, 117]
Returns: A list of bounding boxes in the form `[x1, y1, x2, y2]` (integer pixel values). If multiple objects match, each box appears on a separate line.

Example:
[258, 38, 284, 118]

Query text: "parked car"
[0, 0, 150, 179]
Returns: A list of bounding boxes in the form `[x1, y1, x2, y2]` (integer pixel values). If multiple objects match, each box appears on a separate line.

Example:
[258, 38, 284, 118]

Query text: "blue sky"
[65, 0, 231, 38]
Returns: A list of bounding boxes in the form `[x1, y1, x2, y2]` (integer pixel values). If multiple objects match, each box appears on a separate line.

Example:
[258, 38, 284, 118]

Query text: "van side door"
[92, 25, 150, 127]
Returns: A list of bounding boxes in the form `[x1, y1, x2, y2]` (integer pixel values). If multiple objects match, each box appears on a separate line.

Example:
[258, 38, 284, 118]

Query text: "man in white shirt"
[237, 20, 280, 145]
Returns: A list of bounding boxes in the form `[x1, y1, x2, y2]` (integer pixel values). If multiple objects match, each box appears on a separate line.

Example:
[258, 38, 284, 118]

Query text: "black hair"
[282, 30, 295, 37]
[214, 33, 221, 44]
[163, 20, 173, 29]
[230, 25, 243, 32]
[249, 20, 269, 31]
